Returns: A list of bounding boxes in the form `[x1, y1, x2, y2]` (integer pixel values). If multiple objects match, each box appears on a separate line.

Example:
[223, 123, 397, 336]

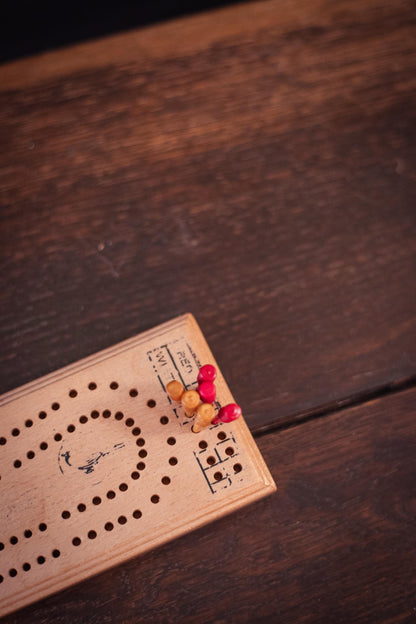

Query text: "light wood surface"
[0, 314, 275, 617]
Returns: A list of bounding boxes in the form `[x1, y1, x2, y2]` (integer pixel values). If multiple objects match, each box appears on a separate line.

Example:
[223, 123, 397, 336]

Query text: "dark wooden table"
[1, 0, 416, 621]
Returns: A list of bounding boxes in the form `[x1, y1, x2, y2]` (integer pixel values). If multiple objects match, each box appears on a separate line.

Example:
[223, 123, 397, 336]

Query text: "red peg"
[197, 364, 217, 384]
[197, 381, 216, 404]
[212, 403, 242, 425]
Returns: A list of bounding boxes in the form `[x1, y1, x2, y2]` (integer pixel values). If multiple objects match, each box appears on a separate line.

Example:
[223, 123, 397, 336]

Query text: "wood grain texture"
[1, 0, 416, 432]
[0, 314, 274, 617]
[3, 385, 415, 624]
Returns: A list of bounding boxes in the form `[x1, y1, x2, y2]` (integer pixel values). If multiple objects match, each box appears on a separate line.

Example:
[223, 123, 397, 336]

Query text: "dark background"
[1, 0, 245, 62]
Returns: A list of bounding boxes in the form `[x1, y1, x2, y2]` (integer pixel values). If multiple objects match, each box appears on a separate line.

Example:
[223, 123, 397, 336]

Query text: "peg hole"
[214, 472, 222, 481]
[88, 530, 97, 540]
[106, 490, 116, 500]
[77, 504, 86, 513]
[139, 449, 147, 458]
[161, 476, 171, 485]
[125, 418, 134, 427]
[38, 411, 47, 420]
[91, 410, 99, 419]
[225, 447, 234, 456]
[9, 569, 17, 578]
[217, 431, 226, 440]
[0, 437, 6, 445]
[79, 415, 88, 424]
[115, 411, 124, 421]
[129, 388, 138, 397]
[131, 471, 140, 480]
[37, 556, 46, 565]
[12, 428, 20, 437]
[167, 437, 176, 446]
[199, 441, 208, 449]
[119, 483, 128, 492]
[103, 409, 111, 418]
[40, 442, 48, 450]
[25, 419, 33, 428]
[23, 562, 31, 571]
[92, 496, 101, 506]
[105, 522, 114, 532]
[10, 536, 18, 545]
[132, 427, 141, 436]
[160, 416, 169, 425]
[39, 523, 47, 532]
[147, 399, 156, 408]
[151, 495, 160, 504]
[133, 510, 142, 519]
[72, 537, 81, 546]
[69, 389, 78, 398]
[207, 456, 216, 466]
[52, 403, 60, 411]
[24, 530, 32, 538]
[234, 463, 242, 473]
[14, 459, 22, 468]
[169, 457, 178, 466]
[136, 438, 145, 447]
[110, 382, 118, 390]
[54, 433, 62, 442]
[88, 382, 97, 390]
[52, 549, 61, 558]
[62, 511, 70, 519]
[118, 516, 127, 525]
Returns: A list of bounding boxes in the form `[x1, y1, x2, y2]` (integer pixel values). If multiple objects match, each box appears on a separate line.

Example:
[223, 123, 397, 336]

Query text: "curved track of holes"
[0, 381, 178, 585]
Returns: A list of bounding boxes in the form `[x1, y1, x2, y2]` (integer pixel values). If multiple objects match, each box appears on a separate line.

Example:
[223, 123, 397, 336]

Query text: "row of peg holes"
[0, 498, 156, 582]
[199, 431, 228, 447]
[71, 506, 147, 547]
[0, 524, 47, 552]
[60, 473, 171, 520]
[1, 382, 238, 578]
[0, 549, 60, 583]
[198, 432, 242, 479]
[1, 405, 153, 547]
[8, 432, 175, 480]
[0, 382, 153, 446]
[1, 454, 177, 553]
[8, 409, 157, 470]
[206, 448, 235, 464]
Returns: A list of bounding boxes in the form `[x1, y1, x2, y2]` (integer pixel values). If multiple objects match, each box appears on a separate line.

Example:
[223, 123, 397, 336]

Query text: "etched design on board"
[193, 430, 242, 494]
[147, 340, 203, 427]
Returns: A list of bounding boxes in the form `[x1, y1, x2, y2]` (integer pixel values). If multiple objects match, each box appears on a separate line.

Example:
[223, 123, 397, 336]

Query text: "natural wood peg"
[192, 402, 215, 433]
[181, 390, 200, 417]
[166, 380, 185, 402]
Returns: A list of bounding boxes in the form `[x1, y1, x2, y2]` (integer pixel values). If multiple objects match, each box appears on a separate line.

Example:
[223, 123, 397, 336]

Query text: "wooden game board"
[0, 314, 276, 617]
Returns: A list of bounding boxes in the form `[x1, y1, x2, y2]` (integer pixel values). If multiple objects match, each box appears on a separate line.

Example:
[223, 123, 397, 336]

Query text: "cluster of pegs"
[166, 364, 242, 433]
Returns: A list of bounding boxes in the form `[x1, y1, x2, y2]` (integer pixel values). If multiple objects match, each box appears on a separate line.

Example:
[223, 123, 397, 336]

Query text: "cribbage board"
[0, 314, 276, 617]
